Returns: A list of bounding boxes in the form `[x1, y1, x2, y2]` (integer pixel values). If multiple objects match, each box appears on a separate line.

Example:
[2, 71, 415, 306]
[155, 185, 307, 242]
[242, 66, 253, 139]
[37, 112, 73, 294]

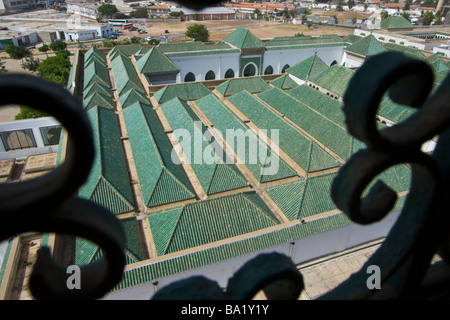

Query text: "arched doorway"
[184, 72, 195, 82]
[281, 64, 290, 73]
[205, 70, 216, 80]
[264, 65, 273, 75]
[224, 69, 235, 79]
[243, 63, 257, 77]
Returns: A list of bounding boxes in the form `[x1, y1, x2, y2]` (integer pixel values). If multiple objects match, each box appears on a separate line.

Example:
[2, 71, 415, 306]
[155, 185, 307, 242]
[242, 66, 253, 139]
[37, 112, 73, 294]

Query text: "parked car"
[129, 27, 138, 31]
[160, 35, 167, 39]
[144, 36, 153, 41]
[138, 29, 147, 34]
[108, 34, 117, 39]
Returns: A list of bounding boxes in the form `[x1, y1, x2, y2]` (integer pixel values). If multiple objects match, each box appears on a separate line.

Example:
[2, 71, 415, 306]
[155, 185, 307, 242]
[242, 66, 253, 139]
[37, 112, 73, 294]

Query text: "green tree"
[113, 12, 129, 19]
[5, 45, 32, 62]
[15, 105, 49, 120]
[98, 4, 118, 19]
[49, 40, 67, 52]
[38, 53, 71, 87]
[381, 10, 389, 20]
[38, 44, 50, 57]
[422, 11, 434, 25]
[130, 7, 148, 18]
[130, 36, 141, 44]
[435, 10, 443, 25]
[21, 56, 40, 72]
[348, 0, 355, 9]
[402, 11, 410, 21]
[185, 24, 209, 42]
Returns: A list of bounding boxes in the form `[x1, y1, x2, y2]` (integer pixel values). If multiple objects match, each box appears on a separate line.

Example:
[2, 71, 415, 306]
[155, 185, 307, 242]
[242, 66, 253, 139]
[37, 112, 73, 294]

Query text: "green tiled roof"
[83, 91, 115, 111]
[108, 44, 142, 58]
[195, 94, 297, 182]
[75, 217, 145, 266]
[286, 85, 346, 128]
[380, 16, 413, 30]
[153, 82, 211, 104]
[425, 54, 450, 73]
[308, 64, 355, 97]
[265, 178, 307, 221]
[223, 28, 264, 49]
[286, 54, 329, 81]
[83, 81, 112, 100]
[161, 97, 248, 194]
[269, 74, 299, 90]
[84, 54, 107, 69]
[345, 35, 387, 57]
[227, 90, 339, 173]
[377, 93, 416, 123]
[114, 212, 352, 291]
[383, 42, 426, 59]
[158, 41, 233, 53]
[257, 87, 353, 160]
[78, 106, 135, 215]
[135, 47, 180, 74]
[215, 76, 271, 96]
[83, 60, 111, 89]
[264, 36, 345, 49]
[122, 101, 195, 207]
[342, 34, 363, 44]
[84, 46, 106, 62]
[119, 88, 150, 108]
[110, 54, 145, 96]
[147, 191, 280, 255]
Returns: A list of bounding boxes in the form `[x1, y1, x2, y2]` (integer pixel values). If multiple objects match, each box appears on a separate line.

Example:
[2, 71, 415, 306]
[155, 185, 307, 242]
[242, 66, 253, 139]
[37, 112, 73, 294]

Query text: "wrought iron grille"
[1, 17, 449, 299]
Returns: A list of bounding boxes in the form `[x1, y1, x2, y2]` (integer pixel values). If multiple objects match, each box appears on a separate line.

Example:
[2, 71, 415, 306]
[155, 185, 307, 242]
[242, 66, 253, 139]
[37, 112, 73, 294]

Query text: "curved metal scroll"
[323, 52, 450, 299]
[0, 74, 126, 299]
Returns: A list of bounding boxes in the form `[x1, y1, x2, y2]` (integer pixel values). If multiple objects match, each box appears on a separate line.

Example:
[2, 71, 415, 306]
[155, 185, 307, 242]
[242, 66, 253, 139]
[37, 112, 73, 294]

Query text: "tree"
[422, 11, 434, 25]
[185, 24, 209, 42]
[130, 36, 141, 44]
[49, 40, 67, 52]
[435, 10, 443, 25]
[15, 105, 49, 120]
[98, 4, 118, 19]
[38, 53, 71, 87]
[129, 7, 148, 18]
[381, 10, 389, 20]
[113, 12, 129, 19]
[38, 44, 50, 57]
[348, 0, 355, 9]
[5, 45, 32, 62]
[21, 56, 40, 72]
[402, 12, 410, 21]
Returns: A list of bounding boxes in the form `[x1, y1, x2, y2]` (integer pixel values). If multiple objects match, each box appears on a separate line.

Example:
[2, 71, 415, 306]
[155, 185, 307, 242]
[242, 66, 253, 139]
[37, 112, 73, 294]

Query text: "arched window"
[281, 64, 290, 73]
[243, 63, 257, 77]
[330, 60, 337, 66]
[184, 72, 195, 82]
[205, 70, 216, 80]
[264, 65, 273, 75]
[224, 69, 234, 79]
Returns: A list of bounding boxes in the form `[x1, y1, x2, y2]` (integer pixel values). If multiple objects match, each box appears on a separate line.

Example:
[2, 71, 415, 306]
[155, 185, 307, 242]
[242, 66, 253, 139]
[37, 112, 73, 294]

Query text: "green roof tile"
[148, 191, 280, 255]
[135, 47, 180, 74]
[286, 54, 329, 81]
[257, 87, 353, 160]
[122, 101, 195, 207]
[215, 76, 271, 96]
[78, 106, 135, 215]
[83, 81, 113, 100]
[227, 90, 340, 172]
[345, 35, 387, 57]
[195, 94, 297, 182]
[110, 54, 145, 96]
[83, 60, 111, 89]
[223, 28, 264, 49]
[153, 82, 211, 104]
[83, 91, 115, 111]
[119, 88, 150, 108]
[161, 97, 248, 194]
[308, 64, 355, 97]
[270, 74, 299, 90]
[383, 42, 426, 59]
[380, 16, 414, 30]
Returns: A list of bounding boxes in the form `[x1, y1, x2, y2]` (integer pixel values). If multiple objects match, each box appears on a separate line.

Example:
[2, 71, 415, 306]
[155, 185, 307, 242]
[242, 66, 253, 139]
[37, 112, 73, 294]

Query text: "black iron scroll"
[0, 74, 126, 299]
[323, 52, 450, 299]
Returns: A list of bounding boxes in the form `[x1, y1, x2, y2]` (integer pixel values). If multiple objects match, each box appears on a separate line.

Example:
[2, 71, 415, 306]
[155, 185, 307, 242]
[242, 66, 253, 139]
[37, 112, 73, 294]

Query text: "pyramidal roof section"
[135, 46, 180, 74]
[345, 34, 387, 57]
[223, 28, 264, 49]
[380, 16, 414, 30]
[286, 54, 329, 81]
[270, 74, 299, 90]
